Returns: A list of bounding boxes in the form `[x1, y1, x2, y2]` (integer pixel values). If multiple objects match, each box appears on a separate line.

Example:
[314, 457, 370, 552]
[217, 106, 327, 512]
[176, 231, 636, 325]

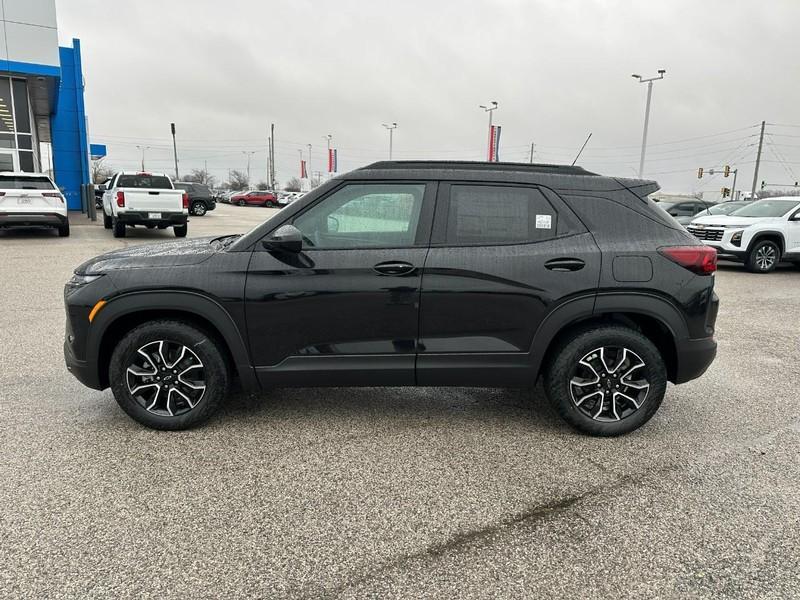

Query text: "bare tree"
[284, 177, 301, 192]
[227, 169, 250, 191]
[91, 158, 114, 184]
[182, 168, 217, 188]
[256, 180, 270, 190]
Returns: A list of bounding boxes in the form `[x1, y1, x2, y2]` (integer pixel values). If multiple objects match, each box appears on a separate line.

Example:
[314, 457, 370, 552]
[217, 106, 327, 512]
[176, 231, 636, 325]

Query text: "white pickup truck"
[102, 171, 188, 238]
[687, 196, 800, 273]
[0, 172, 69, 236]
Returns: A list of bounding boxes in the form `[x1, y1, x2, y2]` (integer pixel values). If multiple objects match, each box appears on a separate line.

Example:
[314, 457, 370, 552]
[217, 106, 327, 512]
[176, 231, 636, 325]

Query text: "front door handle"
[373, 261, 417, 276]
[545, 257, 586, 272]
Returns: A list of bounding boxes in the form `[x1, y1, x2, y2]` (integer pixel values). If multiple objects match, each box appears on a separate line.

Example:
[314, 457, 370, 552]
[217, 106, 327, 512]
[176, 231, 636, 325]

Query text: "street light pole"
[479, 101, 498, 161]
[631, 70, 666, 178]
[242, 151, 256, 184]
[135, 145, 150, 171]
[382, 123, 398, 159]
[170, 122, 179, 181]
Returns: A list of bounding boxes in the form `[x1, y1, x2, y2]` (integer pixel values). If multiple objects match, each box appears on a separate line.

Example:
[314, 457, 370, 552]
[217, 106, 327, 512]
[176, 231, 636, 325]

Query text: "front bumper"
[687, 226, 747, 260]
[0, 212, 68, 227]
[64, 338, 103, 389]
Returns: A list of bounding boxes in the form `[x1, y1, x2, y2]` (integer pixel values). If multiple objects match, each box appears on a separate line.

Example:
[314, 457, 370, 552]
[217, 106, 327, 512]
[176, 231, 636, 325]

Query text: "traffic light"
[697, 167, 703, 179]
[721, 187, 730, 198]
[761, 180, 766, 190]
[723, 165, 730, 177]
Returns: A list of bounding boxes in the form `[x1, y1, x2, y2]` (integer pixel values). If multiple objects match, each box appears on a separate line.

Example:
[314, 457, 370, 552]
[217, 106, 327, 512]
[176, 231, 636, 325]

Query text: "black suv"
[64, 161, 719, 436]
[173, 182, 216, 216]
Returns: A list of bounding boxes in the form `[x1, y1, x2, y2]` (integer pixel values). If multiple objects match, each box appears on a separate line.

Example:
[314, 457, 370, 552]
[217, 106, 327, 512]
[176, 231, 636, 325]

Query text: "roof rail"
[359, 160, 598, 176]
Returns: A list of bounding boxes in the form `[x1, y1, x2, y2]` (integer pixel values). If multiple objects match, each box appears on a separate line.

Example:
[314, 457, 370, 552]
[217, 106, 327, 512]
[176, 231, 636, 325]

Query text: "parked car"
[0, 171, 69, 236]
[231, 190, 278, 207]
[101, 171, 188, 238]
[64, 160, 718, 436]
[173, 182, 216, 216]
[658, 199, 716, 225]
[688, 197, 800, 272]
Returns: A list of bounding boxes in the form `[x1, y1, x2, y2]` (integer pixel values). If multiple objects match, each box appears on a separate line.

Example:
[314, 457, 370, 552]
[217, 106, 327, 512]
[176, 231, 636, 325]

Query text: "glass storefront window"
[12, 80, 31, 134]
[0, 79, 13, 134]
[17, 134, 31, 150]
[18, 151, 34, 172]
[0, 133, 15, 149]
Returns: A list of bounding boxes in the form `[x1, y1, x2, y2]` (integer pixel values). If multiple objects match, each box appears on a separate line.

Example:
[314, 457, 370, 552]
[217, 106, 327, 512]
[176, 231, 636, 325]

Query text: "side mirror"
[327, 215, 340, 233]
[262, 224, 303, 253]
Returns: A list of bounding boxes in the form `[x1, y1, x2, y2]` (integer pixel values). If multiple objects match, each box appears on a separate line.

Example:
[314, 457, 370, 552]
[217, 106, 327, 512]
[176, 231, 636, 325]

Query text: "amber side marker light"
[88, 300, 107, 322]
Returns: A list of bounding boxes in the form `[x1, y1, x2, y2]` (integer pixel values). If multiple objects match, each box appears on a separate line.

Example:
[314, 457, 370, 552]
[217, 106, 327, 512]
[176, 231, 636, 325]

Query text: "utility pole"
[479, 101, 499, 160]
[382, 123, 398, 159]
[242, 151, 256, 184]
[529, 142, 535, 163]
[632, 70, 666, 178]
[750, 120, 766, 199]
[307, 144, 312, 177]
[269, 123, 276, 190]
[136, 145, 150, 171]
[170, 122, 179, 181]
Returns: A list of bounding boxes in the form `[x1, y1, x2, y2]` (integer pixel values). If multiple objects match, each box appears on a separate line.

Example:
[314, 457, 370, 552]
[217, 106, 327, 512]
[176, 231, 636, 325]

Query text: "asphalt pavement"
[1, 204, 798, 599]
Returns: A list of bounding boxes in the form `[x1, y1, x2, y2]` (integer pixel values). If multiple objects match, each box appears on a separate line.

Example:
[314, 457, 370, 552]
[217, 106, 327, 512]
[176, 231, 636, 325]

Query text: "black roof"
[359, 160, 598, 176]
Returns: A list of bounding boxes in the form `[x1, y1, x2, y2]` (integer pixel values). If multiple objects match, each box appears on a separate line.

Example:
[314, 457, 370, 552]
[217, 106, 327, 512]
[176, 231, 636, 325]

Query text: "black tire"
[265, 200, 276, 208]
[191, 201, 207, 216]
[174, 223, 188, 237]
[58, 221, 70, 237]
[103, 212, 112, 229]
[112, 218, 126, 238]
[543, 325, 667, 437]
[238, 199, 246, 206]
[745, 239, 780, 273]
[109, 320, 228, 430]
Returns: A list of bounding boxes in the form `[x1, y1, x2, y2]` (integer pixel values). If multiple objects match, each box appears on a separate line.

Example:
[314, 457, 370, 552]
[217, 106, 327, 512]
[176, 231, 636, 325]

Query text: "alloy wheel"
[125, 340, 206, 417]
[755, 244, 776, 271]
[193, 203, 206, 216]
[568, 346, 650, 422]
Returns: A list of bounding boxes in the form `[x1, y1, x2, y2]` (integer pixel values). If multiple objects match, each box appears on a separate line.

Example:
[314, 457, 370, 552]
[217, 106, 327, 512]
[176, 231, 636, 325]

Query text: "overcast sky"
[55, 0, 800, 196]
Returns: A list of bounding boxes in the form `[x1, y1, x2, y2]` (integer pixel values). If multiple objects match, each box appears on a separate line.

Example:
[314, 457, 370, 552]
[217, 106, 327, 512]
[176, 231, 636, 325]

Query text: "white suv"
[688, 197, 800, 273]
[0, 172, 69, 237]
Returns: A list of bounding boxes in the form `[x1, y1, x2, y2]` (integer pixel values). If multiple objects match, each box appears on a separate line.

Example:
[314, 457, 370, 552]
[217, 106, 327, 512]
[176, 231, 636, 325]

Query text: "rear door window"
[443, 185, 558, 245]
[116, 174, 173, 189]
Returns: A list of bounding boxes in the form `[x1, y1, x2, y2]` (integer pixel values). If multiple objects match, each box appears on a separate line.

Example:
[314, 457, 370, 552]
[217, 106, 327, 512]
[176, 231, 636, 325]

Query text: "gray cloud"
[57, 0, 800, 195]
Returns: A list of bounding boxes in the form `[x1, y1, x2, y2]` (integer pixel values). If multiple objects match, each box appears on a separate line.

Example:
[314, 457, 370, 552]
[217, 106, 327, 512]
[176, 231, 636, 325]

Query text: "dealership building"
[0, 0, 98, 210]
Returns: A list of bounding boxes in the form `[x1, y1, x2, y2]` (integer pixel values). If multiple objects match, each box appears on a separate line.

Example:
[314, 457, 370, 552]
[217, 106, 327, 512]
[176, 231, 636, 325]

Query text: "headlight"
[65, 273, 104, 293]
[731, 231, 743, 246]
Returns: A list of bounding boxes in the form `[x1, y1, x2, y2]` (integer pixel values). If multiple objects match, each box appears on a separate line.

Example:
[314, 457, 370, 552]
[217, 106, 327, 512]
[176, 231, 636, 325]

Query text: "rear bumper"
[0, 212, 67, 227]
[674, 336, 717, 384]
[116, 211, 187, 226]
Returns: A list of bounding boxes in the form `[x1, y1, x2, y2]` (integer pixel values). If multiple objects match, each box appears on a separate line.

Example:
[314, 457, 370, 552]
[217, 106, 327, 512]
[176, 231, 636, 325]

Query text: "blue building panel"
[51, 39, 89, 211]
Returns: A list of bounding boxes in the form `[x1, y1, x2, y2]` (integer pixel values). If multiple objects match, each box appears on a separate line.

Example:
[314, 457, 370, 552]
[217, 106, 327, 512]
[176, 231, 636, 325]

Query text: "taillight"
[116, 191, 125, 207]
[182, 192, 189, 209]
[43, 192, 63, 203]
[659, 245, 717, 275]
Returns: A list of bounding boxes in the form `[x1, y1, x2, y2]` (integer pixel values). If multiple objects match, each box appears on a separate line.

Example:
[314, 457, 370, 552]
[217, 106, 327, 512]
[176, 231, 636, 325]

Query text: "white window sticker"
[535, 214, 552, 229]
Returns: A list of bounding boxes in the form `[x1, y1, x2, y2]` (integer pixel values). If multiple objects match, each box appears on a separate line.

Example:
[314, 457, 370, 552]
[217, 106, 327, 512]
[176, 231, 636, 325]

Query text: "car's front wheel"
[238, 199, 246, 206]
[544, 326, 667, 437]
[745, 239, 780, 273]
[109, 320, 228, 430]
[103, 212, 112, 229]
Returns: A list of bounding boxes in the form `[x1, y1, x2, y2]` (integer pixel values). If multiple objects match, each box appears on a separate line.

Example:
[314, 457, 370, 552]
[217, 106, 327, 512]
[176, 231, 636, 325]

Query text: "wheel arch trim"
[88, 290, 258, 391]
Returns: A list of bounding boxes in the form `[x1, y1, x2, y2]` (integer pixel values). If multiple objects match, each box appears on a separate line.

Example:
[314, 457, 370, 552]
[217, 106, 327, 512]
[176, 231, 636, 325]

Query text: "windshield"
[730, 199, 799, 218]
[708, 202, 745, 215]
[0, 175, 54, 190]
[117, 174, 173, 189]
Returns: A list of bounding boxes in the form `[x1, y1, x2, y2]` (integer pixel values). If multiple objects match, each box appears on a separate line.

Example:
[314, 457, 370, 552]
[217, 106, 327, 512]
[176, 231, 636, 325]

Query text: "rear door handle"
[544, 257, 586, 272]
[373, 261, 417, 276]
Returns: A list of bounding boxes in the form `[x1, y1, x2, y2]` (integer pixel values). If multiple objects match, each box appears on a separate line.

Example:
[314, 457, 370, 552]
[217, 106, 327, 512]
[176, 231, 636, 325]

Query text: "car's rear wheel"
[265, 200, 276, 208]
[544, 326, 666, 437]
[174, 223, 188, 237]
[745, 239, 780, 273]
[112, 218, 126, 238]
[109, 320, 228, 430]
[58, 221, 70, 237]
[191, 201, 206, 216]
[103, 212, 112, 229]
